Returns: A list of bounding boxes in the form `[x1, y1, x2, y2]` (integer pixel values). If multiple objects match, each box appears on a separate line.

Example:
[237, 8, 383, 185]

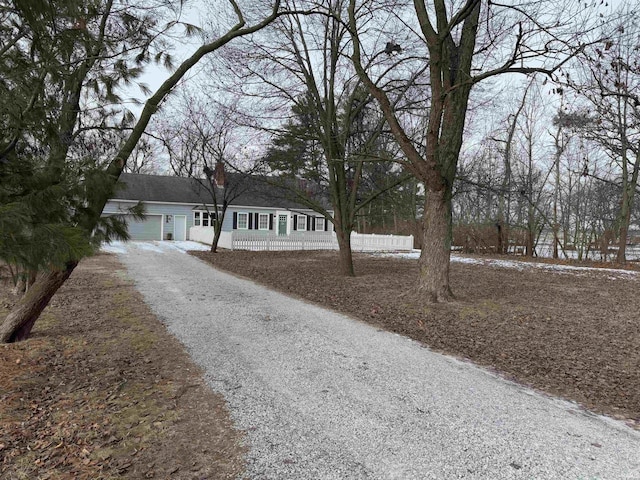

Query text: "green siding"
[124, 214, 162, 241]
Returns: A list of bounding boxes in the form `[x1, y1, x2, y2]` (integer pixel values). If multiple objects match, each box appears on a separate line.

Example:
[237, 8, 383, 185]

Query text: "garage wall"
[102, 201, 199, 241]
[124, 214, 162, 241]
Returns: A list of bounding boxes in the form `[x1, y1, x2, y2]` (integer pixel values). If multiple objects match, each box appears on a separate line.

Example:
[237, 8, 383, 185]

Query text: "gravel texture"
[115, 242, 640, 479]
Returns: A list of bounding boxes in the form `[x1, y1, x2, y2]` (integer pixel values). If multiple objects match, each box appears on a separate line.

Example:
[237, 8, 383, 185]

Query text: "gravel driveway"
[113, 242, 640, 479]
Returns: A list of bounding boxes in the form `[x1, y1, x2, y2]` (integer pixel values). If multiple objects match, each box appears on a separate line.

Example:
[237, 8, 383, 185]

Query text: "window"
[194, 210, 218, 227]
[258, 213, 269, 230]
[237, 212, 249, 229]
[315, 217, 325, 231]
[297, 214, 306, 231]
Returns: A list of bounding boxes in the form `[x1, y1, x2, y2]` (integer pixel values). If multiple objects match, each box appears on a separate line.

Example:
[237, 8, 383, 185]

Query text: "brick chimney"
[213, 161, 226, 188]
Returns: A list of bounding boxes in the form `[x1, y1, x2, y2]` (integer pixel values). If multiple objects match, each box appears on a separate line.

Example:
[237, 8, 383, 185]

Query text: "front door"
[278, 214, 287, 236]
[174, 215, 187, 241]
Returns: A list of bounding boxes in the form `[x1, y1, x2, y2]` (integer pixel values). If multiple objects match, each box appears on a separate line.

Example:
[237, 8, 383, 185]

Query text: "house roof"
[112, 174, 211, 204]
[111, 173, 331, 211]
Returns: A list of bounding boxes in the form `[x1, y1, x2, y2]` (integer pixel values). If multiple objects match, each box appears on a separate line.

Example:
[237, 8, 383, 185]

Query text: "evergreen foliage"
[0, 0, 168, 284]
[262, 89, 410, 230]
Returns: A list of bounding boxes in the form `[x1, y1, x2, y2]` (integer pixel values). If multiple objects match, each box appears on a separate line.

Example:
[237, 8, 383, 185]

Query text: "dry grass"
[1, 254, 245, 479]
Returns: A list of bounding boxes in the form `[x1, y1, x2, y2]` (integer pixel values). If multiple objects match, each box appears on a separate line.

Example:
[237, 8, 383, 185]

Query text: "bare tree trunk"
[526, 204, 535, 258]
[419, 189, 453, 302]
[526, 233, 534, 257]
[211, 211, 226, 253]
[617, 186, 631, 263]
[617, 152, 639, 263]
[349, 0, 480, 301]
[211, 226, 222, 253]
[496, 222, 503, 253]
[335, 227, 355, 276]
[553, 140, 561, 259]
[0, 262, 77, 343]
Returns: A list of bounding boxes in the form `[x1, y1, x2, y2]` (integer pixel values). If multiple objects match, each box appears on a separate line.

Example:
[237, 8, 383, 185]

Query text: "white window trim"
[258, 213, 269, 231]
[237, 212, 249, 230]
[315, 217, 325, 231]
[195, 209, 221, 228]
[297, 214, 307, 231]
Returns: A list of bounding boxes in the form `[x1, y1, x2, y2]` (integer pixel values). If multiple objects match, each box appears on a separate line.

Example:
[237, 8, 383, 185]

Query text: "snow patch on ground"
[453, 256, 640, 278]
[103, 242, 639, 279]
[166, 241, 211, 253]
[378, 250, 640, 279]
[100, 242, 129, 254]
[101, 241, 211, 255]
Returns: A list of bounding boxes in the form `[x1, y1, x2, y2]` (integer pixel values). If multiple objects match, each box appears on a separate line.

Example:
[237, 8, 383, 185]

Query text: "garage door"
[124, 215, 162, 241]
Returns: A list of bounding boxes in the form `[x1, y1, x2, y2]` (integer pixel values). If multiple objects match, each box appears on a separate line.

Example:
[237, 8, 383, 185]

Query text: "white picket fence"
[189, 227, 414, 252]
[351, 232, 414, 251]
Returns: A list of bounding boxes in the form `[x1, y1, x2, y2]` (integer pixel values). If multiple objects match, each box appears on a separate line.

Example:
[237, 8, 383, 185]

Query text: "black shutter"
[269, 214, 274, 230]
[233, 212, 238, 229]
[248, 213, 253, 229]
[255, 213, 259, 230]
[311, 217, 316, 231]
[324, 218, 329, 231]
[307, 216, 311, 231]
[293, 215, 297, 231]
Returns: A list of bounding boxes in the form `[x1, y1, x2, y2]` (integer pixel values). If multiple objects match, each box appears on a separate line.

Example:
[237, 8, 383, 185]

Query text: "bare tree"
[227, 0, 411, 275]
[564, 11, 640, 263]
[349, 0, 597, 301]
[493, 82, 530, 253]
[124, 137, 163, 174]
[157, 95, 252, 252]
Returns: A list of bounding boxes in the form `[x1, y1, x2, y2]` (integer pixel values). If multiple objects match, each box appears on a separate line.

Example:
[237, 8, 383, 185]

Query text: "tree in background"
[564, 12, 640, 263]
[453, 79, 535, 255]
[355, 176, 423, 244]
[157, 95, 252, 252]
[123, 137, 164, 174]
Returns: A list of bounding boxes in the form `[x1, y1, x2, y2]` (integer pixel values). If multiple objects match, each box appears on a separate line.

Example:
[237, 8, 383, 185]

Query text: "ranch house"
[101, 173, 333, 242]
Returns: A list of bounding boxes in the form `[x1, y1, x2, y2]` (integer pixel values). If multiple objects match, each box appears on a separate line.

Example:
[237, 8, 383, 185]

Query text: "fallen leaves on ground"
[0, 254, 245, 479]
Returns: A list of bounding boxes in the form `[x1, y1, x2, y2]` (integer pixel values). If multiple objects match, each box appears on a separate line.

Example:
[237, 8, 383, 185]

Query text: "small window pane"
[238, 212, 248, 229]
[259, 213, 269, 230]
[297, 215, 306, 231]
[315, 217, 325, 231]
[194, 212, 201, 226]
